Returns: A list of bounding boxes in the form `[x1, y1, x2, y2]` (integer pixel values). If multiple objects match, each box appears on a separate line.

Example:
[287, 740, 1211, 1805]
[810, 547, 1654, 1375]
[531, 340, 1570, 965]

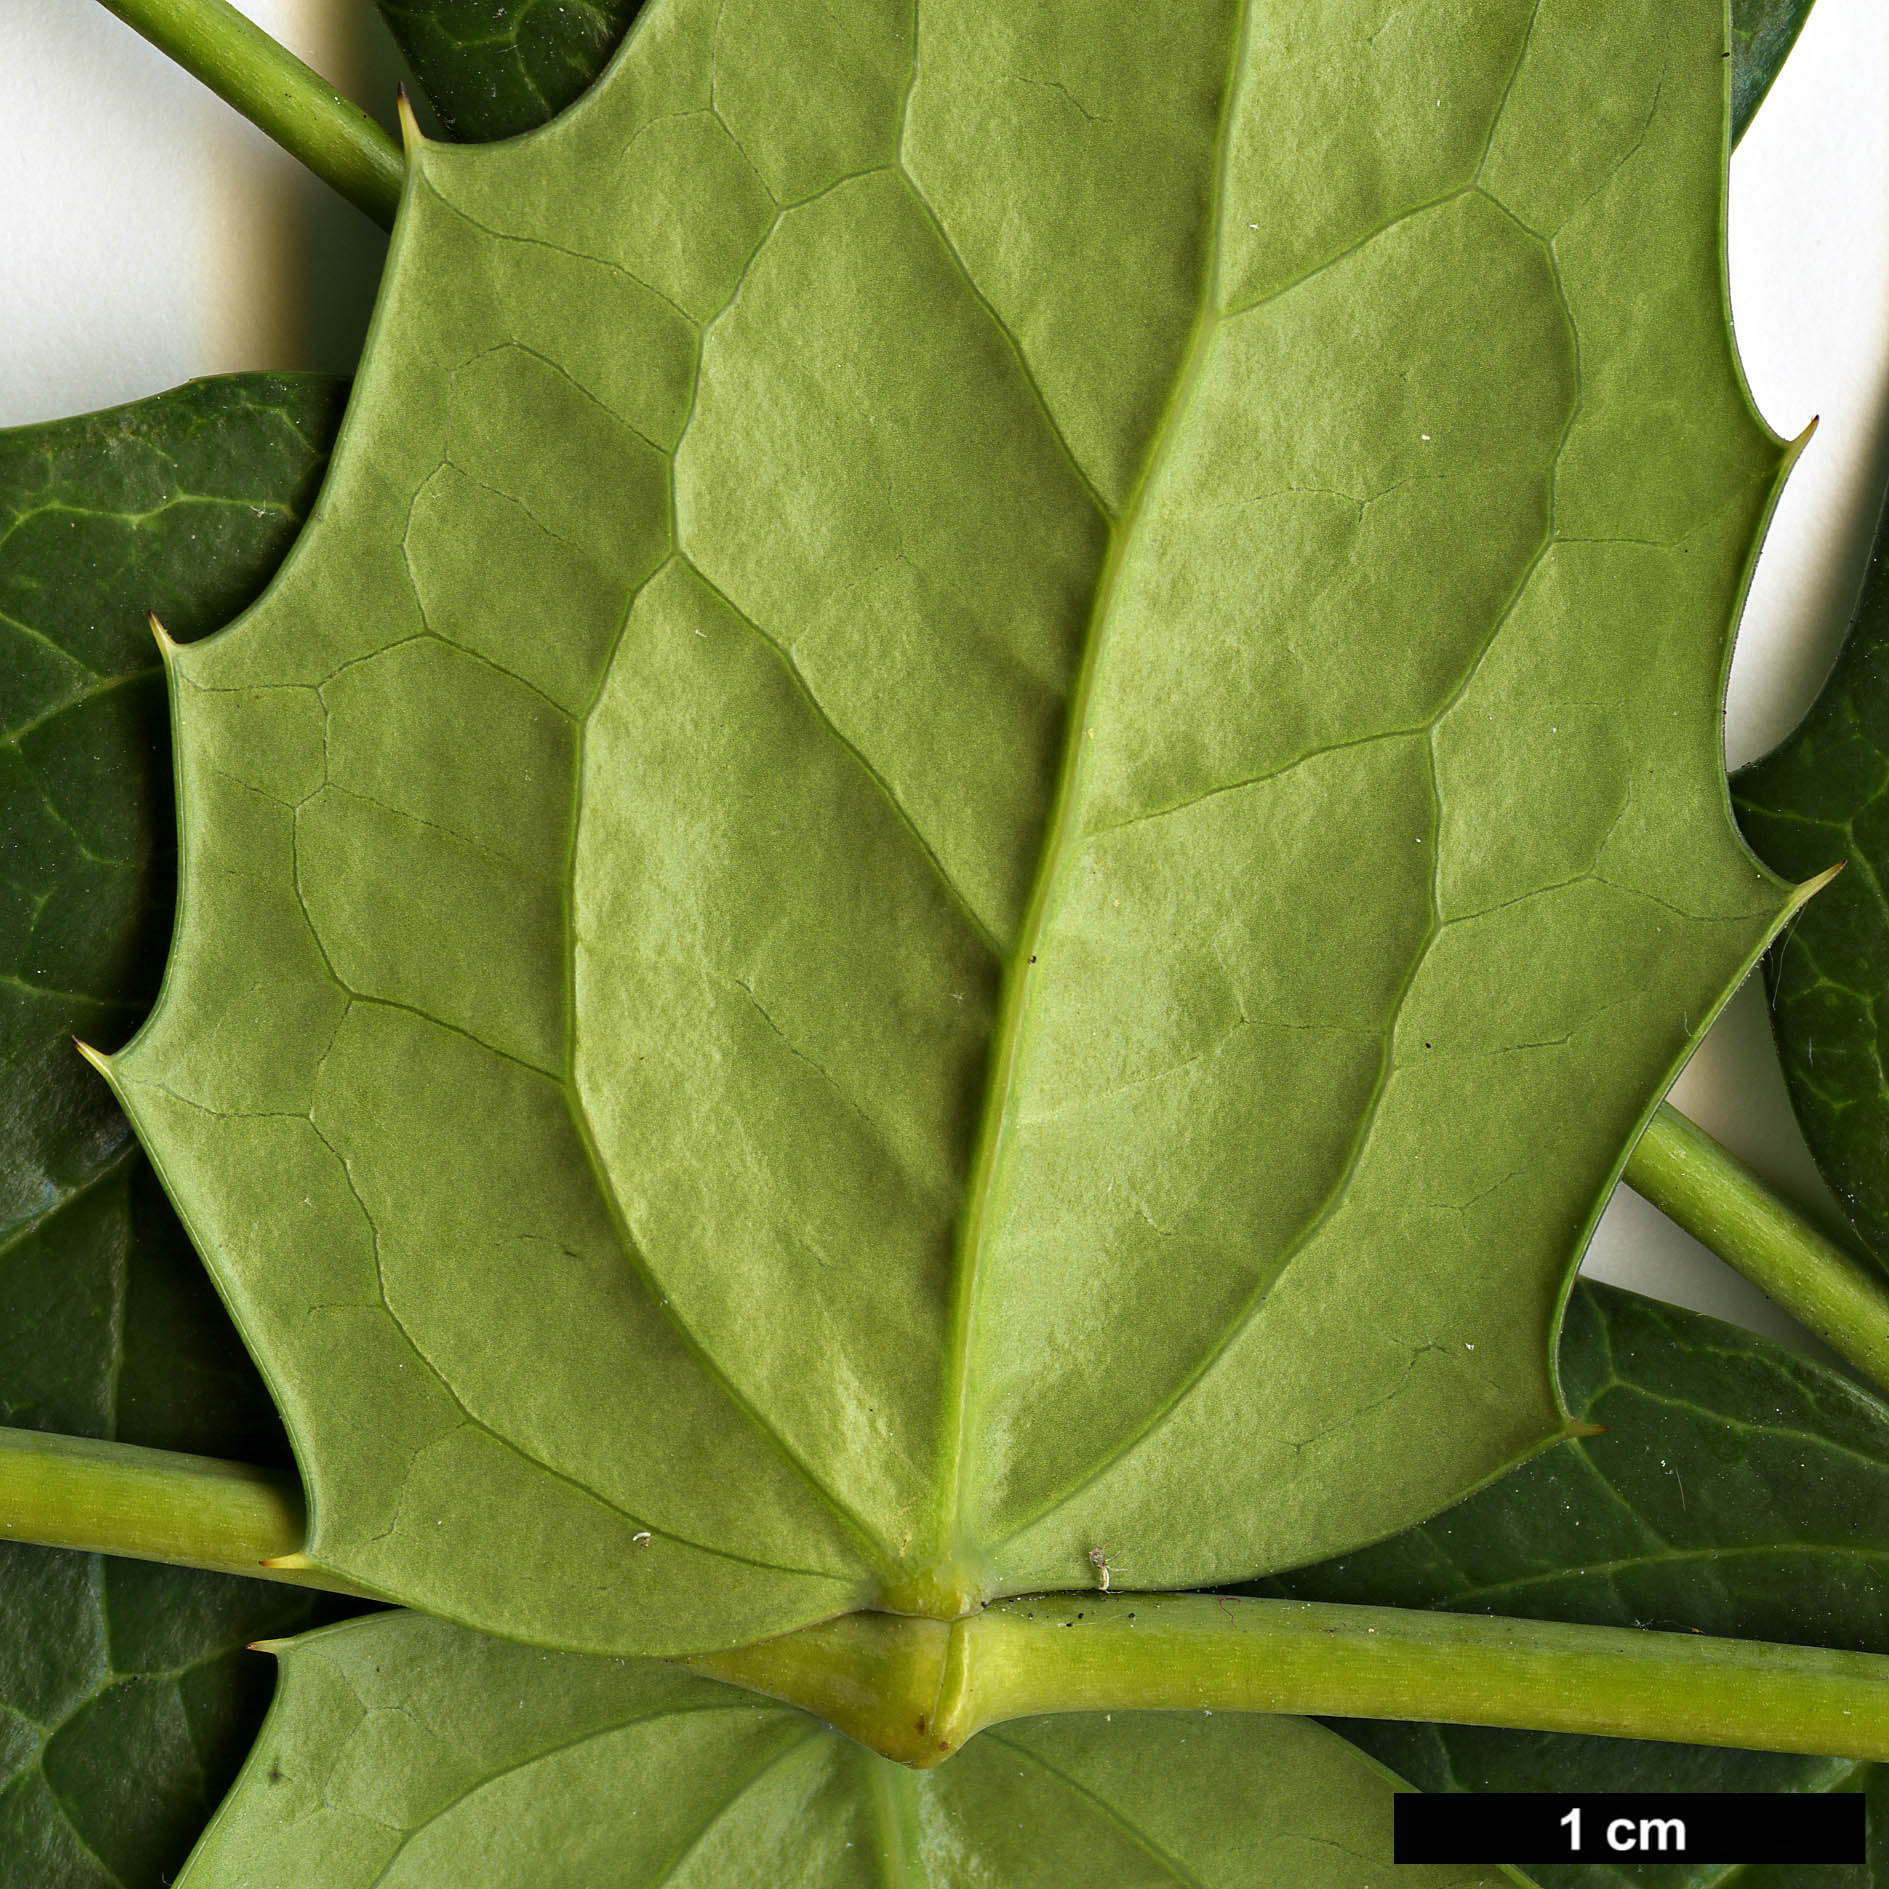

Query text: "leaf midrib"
[929, 0, 1259, 1576]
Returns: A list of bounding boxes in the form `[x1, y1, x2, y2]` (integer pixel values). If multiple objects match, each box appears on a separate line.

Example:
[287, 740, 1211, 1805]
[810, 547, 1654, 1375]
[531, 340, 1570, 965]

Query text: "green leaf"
[1733, 491, 1889, 1267]
[3, 0, 636, 1325]
[372, 0, 1813, 152]
[176, 1608, 1513, 1889]
[1, 0, 667, 1518]
[1, 0, 625, 1255]
[0, 376, 347, 1451]
[0, 377, 351, 1889]
[109, 0, 1797, 1653]
[377, 0, 645, 142]
[0, 1554, 319, 1889]
[1731, 0, 1819, 146]
[1259, 1280, 1889, 1887]
[0, 5, 691, 1868]
[1, 376, 345, 1245]
[0, 374, 343, 1484]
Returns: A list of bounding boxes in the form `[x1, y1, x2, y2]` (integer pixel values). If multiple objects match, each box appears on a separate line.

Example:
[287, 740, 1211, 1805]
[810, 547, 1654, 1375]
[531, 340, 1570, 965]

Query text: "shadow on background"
[278, 0, 443, 377]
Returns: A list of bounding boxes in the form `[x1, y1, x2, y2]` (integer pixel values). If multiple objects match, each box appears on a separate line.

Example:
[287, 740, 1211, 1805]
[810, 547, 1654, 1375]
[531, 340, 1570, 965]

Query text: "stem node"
[683, 1593, 1889, 1767]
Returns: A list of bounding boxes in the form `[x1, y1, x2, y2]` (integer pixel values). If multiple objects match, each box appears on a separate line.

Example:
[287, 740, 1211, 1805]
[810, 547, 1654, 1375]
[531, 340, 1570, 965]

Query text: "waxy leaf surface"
[0, 1551, 318, 1889]
[1262, 1281, 1889, 1887]
[115, 0, 1794, 1652]
[377, 0, 645, 139]
[177, 1608, 1512, 1889]
[1, 377, 343, 1269]
[1729, 0, 1819, 144]
[1736, 488, 1889, 1268]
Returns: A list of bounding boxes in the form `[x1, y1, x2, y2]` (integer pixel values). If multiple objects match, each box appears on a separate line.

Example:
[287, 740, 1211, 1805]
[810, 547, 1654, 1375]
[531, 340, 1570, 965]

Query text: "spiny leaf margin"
[112, 0, 1801, 1652]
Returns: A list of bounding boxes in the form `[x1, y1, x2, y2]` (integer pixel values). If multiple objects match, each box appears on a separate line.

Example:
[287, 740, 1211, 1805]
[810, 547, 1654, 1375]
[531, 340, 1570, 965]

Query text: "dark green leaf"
[0, 374, 343, 1477]
[1734, 487, 1889, 1269]
[0, 1555, 318, 1889]
[0, 372, 342, 1454]
[1257, 1281, 1889, 1888]
[1732, 0, 1819, 146]
[0, 375, 348, 1889]
[177, 1609, 1513, 1889]
[0, 376, 345, 1235]
[377, 0, 644, 141]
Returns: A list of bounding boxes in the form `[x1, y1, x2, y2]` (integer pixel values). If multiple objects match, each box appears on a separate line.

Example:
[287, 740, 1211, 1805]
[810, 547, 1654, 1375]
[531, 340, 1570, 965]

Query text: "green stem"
[1626, 1102, 1889, 1397]
[0, 1426, 375, 1596]
[8, 1427, 1889, 1765]
[689, 1594, 1889, 1768]
[91, 0, 403, 228]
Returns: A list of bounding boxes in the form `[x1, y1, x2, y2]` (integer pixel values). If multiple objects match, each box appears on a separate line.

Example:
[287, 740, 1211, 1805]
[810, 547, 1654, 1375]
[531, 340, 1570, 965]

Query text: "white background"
[3, 0, 1886, 1354]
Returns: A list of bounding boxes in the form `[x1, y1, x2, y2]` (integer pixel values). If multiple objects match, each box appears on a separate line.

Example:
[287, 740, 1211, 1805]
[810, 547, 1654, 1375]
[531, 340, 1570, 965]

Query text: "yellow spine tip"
[248, 1639, 290, 1657]
[1795, 860, 1845, 906]
[147, 612, 175, 653]
[261, 1552, 316, 1571]
[73, 1038, 113, 1079]
[1565, 1420, 1608, 1440]
[1780, 413, 1821, 470]
[396, 86, 424, 155]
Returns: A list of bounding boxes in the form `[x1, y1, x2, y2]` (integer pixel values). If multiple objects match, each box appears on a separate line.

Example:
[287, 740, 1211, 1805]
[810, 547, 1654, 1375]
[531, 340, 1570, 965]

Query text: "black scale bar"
[1394, 1792, 1866, 1866]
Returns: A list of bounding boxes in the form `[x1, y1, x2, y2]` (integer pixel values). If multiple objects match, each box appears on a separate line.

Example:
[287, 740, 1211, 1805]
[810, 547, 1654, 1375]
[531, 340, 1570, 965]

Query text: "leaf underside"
[1263, 1279, 1889, 1887]
[115, 0, 1792, 1654]
[175, 1609, 1509, 1889]
[1735, 487, 1889, 1269]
